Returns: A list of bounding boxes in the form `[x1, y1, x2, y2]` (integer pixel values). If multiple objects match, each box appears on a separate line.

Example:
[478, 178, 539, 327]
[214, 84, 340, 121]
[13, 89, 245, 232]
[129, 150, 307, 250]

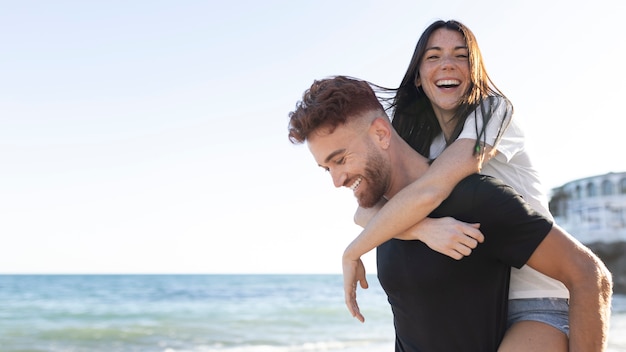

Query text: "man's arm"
[525, 225, 613, 352]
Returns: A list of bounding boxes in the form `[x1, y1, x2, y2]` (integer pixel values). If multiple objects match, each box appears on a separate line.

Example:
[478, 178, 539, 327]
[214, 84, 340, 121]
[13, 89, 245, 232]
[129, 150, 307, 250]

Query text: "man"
[287, 76, 612, 351]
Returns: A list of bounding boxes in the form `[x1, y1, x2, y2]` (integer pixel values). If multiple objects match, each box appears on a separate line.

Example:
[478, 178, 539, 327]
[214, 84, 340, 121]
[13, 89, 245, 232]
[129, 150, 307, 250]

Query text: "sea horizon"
[1, 274, 624, 352]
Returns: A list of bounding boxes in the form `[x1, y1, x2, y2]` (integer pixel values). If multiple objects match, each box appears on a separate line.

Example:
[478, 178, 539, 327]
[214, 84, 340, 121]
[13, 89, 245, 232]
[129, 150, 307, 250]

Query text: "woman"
[344, 20, 570, 351]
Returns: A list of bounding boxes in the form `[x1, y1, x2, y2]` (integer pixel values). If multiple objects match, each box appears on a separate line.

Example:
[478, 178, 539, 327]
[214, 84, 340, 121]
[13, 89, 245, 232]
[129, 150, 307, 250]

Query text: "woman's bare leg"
[498, 321, 568, 352]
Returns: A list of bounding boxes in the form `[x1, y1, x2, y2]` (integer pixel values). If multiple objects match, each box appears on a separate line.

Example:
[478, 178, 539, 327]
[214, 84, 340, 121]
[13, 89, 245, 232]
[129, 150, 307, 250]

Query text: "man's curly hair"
[288, 76, 384, 144]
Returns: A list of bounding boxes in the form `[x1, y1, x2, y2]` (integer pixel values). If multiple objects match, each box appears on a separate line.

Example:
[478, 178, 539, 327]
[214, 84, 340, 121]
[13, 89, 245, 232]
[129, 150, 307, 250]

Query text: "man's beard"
[357, 147, 389, 208]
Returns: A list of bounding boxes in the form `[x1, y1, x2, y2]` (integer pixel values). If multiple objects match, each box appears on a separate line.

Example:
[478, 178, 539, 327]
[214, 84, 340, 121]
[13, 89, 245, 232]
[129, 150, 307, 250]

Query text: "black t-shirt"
[377, 174, 553, 352]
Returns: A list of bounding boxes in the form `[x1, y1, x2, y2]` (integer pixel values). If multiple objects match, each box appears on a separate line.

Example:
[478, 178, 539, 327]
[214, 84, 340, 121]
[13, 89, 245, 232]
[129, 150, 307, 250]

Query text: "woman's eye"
[456, 50, 469, 59]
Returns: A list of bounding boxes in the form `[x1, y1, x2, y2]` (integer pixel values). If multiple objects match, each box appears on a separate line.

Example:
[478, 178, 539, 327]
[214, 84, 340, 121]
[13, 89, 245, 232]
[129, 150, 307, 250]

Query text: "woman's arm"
[344, 138, 493, 261]
[353, 198, 385, 228]
[355, 200, 483, 260]
[343, 138, 494, 321]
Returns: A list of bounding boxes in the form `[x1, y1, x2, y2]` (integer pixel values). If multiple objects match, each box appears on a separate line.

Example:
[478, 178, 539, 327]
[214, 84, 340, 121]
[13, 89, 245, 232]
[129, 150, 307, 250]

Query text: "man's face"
[307, 121, 390, 208]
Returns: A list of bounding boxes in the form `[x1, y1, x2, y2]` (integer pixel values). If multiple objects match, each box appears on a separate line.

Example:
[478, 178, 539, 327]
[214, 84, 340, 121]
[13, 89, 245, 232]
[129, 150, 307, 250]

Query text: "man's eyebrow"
[322, 148, 346, 164]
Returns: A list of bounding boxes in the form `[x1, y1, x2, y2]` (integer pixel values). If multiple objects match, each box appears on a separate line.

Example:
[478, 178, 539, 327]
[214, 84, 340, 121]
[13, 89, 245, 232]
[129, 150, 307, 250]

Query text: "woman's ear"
[414, 75, 421, 87]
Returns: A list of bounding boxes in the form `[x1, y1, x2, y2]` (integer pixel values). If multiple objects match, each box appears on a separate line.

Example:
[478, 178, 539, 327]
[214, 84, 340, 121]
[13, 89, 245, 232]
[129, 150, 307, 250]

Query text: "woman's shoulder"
[485, 95, 511, 106]
[483, 95, 512, 118]
[460, 95, 513, 131]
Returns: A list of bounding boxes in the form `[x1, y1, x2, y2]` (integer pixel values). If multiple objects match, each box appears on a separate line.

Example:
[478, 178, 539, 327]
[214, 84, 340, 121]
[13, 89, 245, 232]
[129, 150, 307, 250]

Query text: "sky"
[1, 0, 625, 274]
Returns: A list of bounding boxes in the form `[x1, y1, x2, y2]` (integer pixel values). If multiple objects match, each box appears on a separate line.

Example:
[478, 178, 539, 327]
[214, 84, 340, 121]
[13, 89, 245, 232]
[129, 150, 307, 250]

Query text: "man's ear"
[370, 117, 391, 149]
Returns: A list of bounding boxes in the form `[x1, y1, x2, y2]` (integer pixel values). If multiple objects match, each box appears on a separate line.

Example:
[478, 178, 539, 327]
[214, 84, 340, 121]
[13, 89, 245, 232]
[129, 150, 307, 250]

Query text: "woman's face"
[416, 28, 471, 121]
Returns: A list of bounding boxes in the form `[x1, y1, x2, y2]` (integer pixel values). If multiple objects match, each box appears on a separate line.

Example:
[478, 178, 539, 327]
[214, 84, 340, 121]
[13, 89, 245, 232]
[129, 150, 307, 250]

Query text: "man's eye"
[336, 157, 345, 165]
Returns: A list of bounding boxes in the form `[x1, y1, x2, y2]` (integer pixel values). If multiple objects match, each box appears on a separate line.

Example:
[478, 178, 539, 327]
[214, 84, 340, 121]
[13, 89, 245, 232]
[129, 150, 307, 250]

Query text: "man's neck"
[385, 136, 430, 199]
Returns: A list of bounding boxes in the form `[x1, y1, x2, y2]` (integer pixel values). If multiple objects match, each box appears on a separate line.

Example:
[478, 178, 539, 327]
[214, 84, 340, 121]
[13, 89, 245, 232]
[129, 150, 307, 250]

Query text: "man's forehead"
[307, 124, 358, 163]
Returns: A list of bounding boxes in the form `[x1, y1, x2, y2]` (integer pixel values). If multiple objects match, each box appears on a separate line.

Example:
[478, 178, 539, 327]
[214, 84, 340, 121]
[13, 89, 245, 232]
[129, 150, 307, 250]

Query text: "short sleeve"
[457, 97, 524, 162]
[470, 176, 553, 268]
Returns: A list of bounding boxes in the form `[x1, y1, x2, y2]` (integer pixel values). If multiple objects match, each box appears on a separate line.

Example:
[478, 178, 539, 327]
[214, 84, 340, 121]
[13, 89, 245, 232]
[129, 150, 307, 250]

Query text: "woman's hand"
[395, 217, 483, 260]
[342, 256, 368, 322]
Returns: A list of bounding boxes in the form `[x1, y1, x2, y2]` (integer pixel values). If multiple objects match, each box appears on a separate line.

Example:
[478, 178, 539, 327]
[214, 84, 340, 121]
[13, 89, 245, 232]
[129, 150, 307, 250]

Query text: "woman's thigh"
[498, 320, 568, 352]
[498, 298, 569, 352]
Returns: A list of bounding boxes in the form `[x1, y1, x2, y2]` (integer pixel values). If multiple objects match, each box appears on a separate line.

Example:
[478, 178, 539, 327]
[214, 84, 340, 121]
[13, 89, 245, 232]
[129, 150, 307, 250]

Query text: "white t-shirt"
[430, 98, 569, 300]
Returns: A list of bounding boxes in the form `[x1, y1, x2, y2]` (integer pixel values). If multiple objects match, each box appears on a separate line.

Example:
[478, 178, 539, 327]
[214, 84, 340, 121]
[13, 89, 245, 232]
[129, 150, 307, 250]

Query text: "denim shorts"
[507, 298, 570, 336]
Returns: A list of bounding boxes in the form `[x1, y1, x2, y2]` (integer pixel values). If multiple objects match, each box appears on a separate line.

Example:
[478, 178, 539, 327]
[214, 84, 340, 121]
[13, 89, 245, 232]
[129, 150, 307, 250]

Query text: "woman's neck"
[436, 113, 456, 143]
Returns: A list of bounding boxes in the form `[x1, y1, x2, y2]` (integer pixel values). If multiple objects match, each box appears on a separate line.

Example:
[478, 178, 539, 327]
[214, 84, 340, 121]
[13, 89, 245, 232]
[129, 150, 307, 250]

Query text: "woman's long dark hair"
[381, 20, 512, 159]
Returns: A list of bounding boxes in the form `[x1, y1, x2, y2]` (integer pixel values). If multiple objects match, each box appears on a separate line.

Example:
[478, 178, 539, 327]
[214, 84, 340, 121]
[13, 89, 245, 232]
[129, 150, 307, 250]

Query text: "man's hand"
[342, 256, 368, 322]
[395, 217, 483, 260]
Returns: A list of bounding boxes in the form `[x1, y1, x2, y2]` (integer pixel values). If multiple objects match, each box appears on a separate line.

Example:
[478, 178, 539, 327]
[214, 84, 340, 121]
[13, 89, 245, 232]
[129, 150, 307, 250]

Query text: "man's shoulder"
[457, 173, 509, 190]
[452, 174, 521, 203]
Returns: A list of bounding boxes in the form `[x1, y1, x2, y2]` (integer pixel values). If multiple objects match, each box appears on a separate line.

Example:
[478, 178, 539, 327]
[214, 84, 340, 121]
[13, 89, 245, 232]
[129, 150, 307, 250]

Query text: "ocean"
[0, 274, 624, 352]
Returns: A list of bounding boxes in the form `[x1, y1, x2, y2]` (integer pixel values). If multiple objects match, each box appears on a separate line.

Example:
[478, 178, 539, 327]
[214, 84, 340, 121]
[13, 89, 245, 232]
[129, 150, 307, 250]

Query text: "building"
[550, 171, 626, 244]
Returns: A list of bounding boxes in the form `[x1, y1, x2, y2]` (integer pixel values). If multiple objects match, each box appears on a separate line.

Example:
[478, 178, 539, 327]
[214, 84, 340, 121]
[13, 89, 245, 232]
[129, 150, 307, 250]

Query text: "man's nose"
[330, 168, 347, 188]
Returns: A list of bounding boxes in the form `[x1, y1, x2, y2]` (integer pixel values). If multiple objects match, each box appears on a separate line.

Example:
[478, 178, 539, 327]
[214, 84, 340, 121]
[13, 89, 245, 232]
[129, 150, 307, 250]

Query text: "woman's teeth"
[435, 79, 460, 87]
